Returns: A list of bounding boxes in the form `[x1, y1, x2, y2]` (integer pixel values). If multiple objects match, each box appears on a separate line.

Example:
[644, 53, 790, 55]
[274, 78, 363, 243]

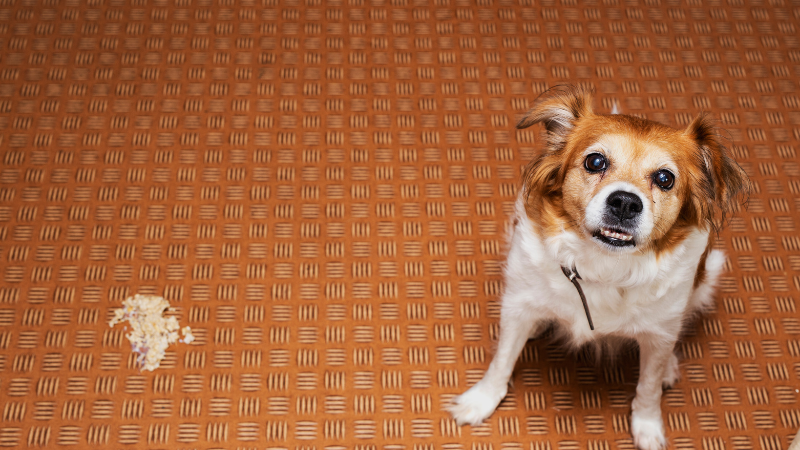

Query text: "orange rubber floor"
[1, 0, 799, 448]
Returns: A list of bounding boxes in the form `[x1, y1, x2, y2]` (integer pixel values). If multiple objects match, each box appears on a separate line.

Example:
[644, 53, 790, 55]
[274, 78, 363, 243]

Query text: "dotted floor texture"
[1, 0, 800, 449]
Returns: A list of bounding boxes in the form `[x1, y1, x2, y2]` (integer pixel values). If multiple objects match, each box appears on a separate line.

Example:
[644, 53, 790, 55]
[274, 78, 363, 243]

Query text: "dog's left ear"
[516, 85, 594, 144]
[685, 114, 750, 227]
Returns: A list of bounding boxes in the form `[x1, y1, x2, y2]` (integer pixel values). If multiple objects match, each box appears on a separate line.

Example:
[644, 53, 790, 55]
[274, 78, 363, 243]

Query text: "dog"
[448, 86, 749, 450]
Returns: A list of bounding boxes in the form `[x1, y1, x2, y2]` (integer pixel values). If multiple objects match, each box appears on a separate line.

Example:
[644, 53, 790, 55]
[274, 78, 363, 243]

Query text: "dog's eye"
[653, 170, 675, 190]
[583, 153, 608, 173]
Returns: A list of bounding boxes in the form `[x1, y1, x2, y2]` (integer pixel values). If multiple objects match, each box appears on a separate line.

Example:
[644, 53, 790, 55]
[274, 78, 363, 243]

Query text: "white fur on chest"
[505, 197, 709, 346]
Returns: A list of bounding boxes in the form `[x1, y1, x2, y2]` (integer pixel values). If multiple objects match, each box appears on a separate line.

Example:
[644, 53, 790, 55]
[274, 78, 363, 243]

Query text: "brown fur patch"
[693, 236, 714, 289]
[685, 114, 751, 231]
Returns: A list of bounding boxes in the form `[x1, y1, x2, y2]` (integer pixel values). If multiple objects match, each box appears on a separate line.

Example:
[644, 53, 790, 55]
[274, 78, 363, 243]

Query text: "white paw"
[447, 380, 507, 426]
[631, 414, 667, 450]
[662, 352, 681, 389]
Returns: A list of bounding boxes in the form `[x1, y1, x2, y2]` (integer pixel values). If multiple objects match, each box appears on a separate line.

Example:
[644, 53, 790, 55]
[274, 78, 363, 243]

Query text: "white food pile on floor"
[109, 294, 195, 371]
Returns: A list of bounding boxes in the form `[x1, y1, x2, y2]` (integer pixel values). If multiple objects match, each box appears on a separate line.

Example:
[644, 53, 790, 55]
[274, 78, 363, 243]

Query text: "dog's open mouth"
[593, 227, 636, 247]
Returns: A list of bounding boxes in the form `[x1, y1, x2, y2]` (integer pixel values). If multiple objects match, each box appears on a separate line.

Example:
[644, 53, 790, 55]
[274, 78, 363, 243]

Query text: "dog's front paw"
[661, 352, 681, 389]
[447, 380, 507, 426]
[631, 414, 666, 450]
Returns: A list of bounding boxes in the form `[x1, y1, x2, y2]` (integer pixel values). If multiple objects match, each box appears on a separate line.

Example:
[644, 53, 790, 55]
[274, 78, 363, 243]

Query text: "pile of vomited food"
[109, 294, 194, 371]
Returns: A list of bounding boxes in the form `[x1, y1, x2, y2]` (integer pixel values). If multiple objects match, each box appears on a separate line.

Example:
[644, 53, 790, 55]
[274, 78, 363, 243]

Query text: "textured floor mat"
[0, 0, 799, 448]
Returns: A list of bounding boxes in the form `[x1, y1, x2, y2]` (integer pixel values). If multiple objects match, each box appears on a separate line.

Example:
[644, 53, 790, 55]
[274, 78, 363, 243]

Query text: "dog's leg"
[631, 336, 677, 450]
[448, 297, 540, 426]
[661, 351, 681, 388]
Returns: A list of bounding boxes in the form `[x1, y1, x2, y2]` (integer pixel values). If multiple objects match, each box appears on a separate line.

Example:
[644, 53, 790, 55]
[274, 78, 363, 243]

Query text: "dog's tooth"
[600, 228, 635, 242]
[599, 226, 634, 242]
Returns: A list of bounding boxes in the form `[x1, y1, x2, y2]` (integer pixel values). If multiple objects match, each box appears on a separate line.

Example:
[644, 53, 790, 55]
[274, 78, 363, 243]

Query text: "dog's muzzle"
[594, 190, 643, 247]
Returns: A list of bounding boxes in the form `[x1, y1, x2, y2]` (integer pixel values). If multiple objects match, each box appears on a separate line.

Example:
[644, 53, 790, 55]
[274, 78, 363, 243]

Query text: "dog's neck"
[546, 229, 676, 288]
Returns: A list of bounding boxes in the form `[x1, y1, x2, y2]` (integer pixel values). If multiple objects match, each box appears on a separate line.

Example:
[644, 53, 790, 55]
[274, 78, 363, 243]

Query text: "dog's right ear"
[516, 85, 594, 138]
[519, 86, 594, 198]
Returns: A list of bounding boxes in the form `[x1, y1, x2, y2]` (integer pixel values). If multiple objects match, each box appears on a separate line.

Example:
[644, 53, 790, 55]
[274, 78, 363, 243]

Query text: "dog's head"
[519, 86, 749, 254]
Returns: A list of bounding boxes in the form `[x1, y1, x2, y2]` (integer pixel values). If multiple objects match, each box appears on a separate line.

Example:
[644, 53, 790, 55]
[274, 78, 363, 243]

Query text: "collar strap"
[561, 266, 595, 331]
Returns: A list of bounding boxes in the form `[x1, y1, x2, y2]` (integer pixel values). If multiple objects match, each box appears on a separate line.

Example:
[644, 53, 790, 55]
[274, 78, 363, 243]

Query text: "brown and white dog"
[448, 86, 749, 449]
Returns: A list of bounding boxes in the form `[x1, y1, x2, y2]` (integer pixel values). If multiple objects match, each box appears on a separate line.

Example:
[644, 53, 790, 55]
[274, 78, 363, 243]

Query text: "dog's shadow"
[501, 327, 651, 412]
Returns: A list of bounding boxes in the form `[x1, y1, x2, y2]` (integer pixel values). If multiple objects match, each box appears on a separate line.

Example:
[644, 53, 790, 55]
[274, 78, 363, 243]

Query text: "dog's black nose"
[606, 191, 643, 220]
